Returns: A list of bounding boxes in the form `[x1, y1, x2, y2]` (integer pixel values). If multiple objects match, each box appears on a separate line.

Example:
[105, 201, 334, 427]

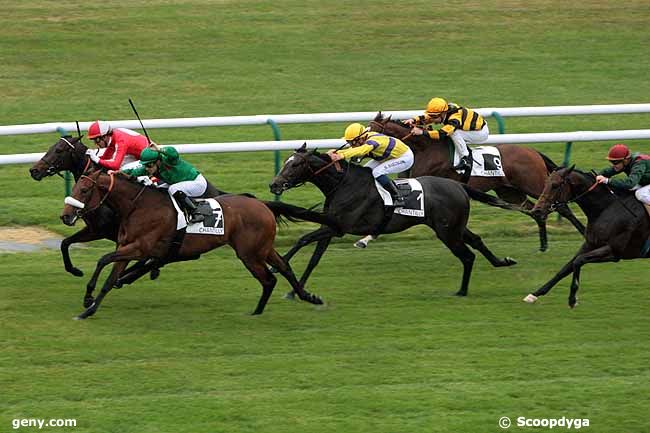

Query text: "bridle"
[368, 120, 415, 142]
[543, 173, 599, 212]
[40, 137, 77, 177]
[75, 173, 116, 216]
[280, 152, 347, 194]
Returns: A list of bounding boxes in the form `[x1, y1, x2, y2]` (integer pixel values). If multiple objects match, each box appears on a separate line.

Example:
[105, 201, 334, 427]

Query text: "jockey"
[86, 120, 149, 170]
[596, 143, 650, 215]
[122, 147, 208, 224]
[328, 123, 414, 207]
[402, 97, 488, 172]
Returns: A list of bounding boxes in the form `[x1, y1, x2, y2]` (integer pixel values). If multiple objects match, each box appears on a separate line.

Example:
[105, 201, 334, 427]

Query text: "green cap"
[140, 148, 160, 164]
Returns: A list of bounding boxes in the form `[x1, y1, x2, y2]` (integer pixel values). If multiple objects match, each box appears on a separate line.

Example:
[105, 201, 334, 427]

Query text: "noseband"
[40, 137, 77, 177]
[543, 175, 599, 212]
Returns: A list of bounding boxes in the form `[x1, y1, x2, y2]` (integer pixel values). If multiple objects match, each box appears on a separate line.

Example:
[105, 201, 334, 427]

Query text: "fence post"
[56, 127, 72, 196]
[491, 111, 506, 134]
[557, 141, 573, 222]
[266, 119, 282, 201]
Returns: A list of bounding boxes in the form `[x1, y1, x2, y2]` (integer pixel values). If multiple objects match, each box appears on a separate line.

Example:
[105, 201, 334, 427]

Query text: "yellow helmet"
[342, 123, 369, 141]
[425, 97, 449, 115]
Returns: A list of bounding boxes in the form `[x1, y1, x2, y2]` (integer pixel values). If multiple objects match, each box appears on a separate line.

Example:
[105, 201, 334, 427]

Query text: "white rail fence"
[1, 104, 649, 165]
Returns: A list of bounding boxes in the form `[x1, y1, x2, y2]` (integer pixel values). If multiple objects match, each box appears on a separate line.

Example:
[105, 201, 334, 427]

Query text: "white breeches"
[634, 184, 650, 204]
[168, 174, 208, 198]
[451, 123, 490, 157]
[364, 148, 414, 178]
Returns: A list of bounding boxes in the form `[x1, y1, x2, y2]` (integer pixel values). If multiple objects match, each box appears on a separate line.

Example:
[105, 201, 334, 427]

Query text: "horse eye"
[55, 148, 63, 153]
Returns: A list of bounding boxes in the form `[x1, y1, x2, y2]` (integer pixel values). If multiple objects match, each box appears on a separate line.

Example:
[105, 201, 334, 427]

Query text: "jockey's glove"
[85, 149, 101, 164]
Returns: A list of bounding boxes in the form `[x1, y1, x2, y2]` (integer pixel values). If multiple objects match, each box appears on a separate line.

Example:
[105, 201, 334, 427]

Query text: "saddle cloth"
[185, 199, 225, 235]
[374, 178, 425, 217]
[452, 145, 505, 177]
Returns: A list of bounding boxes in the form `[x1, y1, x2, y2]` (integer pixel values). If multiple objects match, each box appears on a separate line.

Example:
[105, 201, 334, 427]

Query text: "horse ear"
[386, 114, 392, 122]
[568, 164, 575, 173]
[297, 142, 307, 152]
[374, 111, 382, 121]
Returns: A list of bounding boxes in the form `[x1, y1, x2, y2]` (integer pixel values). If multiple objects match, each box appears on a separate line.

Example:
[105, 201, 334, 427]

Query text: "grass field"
[2, 1, 650, 432]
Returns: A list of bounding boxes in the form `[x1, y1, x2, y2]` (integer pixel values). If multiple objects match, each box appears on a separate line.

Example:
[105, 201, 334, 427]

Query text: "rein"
[368, 120, 414, 142]
[77, 173, 115, 215]
[546, 176, 600, 212]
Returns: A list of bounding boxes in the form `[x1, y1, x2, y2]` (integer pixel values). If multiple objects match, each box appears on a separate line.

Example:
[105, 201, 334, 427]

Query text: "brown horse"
[29, 135, 223, 278]
[61, 171, 329, 319]
[368, 113, 586, 251]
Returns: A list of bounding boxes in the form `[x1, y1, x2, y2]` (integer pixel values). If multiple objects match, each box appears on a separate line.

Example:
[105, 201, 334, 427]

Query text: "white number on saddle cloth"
[186, 199, 225, 235]
[453, 146, 505, 177]
[374, 178, 425, 217]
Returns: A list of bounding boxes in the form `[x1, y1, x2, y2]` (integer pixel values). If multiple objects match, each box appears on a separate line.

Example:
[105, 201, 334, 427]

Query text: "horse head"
[269, 143, 334, 195]
[61, 170, 113, 226]
[531, 165, 587, 219]
[30, 135, 88, 180]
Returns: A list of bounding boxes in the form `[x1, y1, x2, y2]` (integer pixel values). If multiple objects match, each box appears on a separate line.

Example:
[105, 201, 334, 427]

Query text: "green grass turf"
[2, 0, 650, 432]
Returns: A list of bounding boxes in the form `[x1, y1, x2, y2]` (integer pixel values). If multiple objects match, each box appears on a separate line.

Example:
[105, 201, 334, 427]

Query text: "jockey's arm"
[424, 123, 456, 140]
[98, 142, 126, 171]
[609, 163, 645, 190]
[122, 165, 147, 177]
[337, 144, 373, 160]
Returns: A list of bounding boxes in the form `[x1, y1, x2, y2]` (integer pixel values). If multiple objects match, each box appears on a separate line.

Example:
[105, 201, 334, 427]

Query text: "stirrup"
[452, 156, 471, 171]
[188, 213, 205, 224]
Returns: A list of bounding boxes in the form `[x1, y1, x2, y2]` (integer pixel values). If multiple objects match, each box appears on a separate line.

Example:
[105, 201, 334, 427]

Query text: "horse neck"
[101, 176, 168, 216]
[69, 141, 90, 180]
[311, 162, 375, 205]
[571, 174, 617, 220]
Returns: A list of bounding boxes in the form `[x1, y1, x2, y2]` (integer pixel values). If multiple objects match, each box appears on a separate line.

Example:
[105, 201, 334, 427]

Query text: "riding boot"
[173, 191, 204, 223]
[376, 175, 405, 207]
[452, 155, 471, 172]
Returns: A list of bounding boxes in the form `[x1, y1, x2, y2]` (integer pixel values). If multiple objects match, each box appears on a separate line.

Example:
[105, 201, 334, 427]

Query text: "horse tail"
[536, 151, 558, 174]
[461, 184, 521, 211]
[262, 200, 336, 227]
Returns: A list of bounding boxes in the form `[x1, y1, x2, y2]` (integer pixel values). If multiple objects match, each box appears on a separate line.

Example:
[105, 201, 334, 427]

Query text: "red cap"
[606, 143, 630, 160]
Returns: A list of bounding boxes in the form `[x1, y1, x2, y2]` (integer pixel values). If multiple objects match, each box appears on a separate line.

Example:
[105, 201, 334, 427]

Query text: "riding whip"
[128, 98, 158, 149]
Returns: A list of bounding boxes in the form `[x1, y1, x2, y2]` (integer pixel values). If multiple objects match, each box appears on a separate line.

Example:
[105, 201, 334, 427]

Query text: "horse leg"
[282, 226, 336, 264]
[555, 203, 586, 236]
[524, 243, 590, 303]
[437, 230, 476, 296]
[285, 236, 333, 299]
[241, 258, 277, 315]
[354, 235, 377, 249]
[568, 245, 616, 308]
[77, 260, 129, 320]
[60, 226, 106, 277]
[115, 259, 158, 287]
[495, 187, 548, 252]
[462, 228, 517, 267]
[266, 249, 323, 305]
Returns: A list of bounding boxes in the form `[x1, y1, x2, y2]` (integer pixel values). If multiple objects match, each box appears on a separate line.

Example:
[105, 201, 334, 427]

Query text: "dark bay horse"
[61, 171, 330, 319]
[525, 166, 649, 307]
[368, 113, 586, 251]
[29, 135, 223, 278]
[269, 145, 517, 298]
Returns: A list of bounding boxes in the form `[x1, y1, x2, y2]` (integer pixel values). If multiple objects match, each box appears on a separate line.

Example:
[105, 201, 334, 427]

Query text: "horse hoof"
[505, 257, 517, 266]
[312, 295, 324, 305]
[150, 268, 160, 280]
[539, 245, 548, 253]
[69, 267, 84, 277]
[569, 300, 578, 309]
[354, 240, 368, 249]
[83, 297, 94, 308]
[283, 291, 296, 301]
[454, 291, 467, 297]
[523, 294, 538, 303]
[76, 304, 96, 320]
[269, 266, 279, 274]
